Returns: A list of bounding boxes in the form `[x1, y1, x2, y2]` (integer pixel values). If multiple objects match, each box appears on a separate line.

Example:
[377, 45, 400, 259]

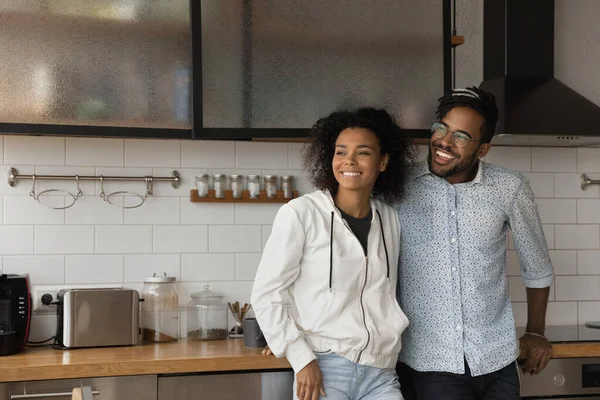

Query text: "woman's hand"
[262, 345, 273, 356]
[296, 360, 326, 400]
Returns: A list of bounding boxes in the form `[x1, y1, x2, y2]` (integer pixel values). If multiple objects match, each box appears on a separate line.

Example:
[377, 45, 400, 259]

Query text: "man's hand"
[519, 333, 552, 375]
[262, 345, 273, 356]
[296, 360, 326, 400]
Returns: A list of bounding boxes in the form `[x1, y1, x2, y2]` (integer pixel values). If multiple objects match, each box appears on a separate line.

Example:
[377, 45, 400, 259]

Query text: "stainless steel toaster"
[56, 288, 140, 348]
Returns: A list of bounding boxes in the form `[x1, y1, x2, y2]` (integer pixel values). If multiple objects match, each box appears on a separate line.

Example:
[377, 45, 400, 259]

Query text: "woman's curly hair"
[303, 107, 416, 204]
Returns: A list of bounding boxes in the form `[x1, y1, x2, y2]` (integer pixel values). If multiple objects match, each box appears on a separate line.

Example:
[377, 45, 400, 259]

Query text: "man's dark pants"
[396, 359, 520, 400]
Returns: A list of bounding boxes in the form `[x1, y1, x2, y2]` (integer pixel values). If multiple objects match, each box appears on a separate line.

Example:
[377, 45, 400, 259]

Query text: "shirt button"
[456, 325, 461, 330]
[451, 211, 456, 216]
[454, 296, 458, 300]
[452, 267, 457, 272]
[451, 237, 457, 243]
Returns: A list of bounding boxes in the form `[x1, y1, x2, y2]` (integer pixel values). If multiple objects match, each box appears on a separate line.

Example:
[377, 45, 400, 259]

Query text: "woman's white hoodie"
[251, 190, 409, 373]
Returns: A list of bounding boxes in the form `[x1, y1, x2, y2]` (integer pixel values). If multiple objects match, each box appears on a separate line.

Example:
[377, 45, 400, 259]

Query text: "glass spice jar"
[212, 174, 226, 198]
[230, 174, 243, 199]
[141, 273, 179, 343]
[194, 173, 209, 198]
[281, 175, 295, 199]
[264, 175, 278, 199]
[247, 175, 261, 199]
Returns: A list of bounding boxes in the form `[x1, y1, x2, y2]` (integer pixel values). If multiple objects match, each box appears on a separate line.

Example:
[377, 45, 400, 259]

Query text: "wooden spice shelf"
[190, 189, 299, 203]
[451, 35, 465, 47]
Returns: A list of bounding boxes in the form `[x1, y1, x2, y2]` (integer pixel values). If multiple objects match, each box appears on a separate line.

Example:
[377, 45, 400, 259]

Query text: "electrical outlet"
[32, 286, 63, 315]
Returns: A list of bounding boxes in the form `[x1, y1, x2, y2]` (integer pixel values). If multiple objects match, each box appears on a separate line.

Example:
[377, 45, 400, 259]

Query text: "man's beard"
[427, 144, 479, 179]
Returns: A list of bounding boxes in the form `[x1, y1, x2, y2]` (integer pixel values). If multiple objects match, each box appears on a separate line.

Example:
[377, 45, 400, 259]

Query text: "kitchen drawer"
[158, 370, 294, 400]
[0, 375, 157, 400]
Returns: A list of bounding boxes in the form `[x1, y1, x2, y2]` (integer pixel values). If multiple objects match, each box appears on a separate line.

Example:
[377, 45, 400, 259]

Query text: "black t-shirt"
[337, 207, 372, 255]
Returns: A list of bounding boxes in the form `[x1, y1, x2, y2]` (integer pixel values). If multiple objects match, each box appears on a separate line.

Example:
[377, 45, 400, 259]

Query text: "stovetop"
[517, 324, 600, 343]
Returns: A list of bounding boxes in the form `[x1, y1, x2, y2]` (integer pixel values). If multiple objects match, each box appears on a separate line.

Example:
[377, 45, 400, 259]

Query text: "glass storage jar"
[186, 284, 228, 340]
[141, 273, 179, 342]
[263, 175, 278, 199]
[212, 174, 226, 198]
[230, 174, 243, 199]
[247, 175, 261, 199]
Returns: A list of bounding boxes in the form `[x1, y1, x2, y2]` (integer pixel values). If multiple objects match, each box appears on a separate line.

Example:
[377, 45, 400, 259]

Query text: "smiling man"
[396, 87, 555, 400]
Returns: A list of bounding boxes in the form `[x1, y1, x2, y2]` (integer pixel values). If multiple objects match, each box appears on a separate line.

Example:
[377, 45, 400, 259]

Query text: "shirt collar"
[412, 160, 486, 186]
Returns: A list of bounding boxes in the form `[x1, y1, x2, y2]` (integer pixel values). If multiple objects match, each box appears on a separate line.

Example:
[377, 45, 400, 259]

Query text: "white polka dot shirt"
[396, 161, 554, 376]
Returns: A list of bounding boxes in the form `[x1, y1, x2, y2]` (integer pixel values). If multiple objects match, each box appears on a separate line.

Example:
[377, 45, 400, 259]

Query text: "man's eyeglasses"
[431, 122, 479, 148]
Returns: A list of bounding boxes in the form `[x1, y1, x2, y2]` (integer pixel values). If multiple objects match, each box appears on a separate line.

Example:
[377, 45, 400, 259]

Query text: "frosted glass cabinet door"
[0, 1, 192, 130]
[200, 0, 446, 130]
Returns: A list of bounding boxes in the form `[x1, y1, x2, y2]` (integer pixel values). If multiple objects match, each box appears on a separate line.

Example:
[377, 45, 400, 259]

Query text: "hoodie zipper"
[338, 215, 371, 364]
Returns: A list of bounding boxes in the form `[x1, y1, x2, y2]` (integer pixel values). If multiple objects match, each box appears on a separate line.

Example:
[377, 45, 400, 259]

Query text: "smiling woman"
[251, 107, 416, 400]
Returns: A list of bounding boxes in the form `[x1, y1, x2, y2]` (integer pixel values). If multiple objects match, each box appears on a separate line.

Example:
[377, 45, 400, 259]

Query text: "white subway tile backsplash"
[124, 139, 180, 167]
[578, 199, 600, 223]
[4, 255, 65, 284]
[96, 225, 152, 253]
[555, 276, 600, 301]
[124, 197, 179, 225]
[236, 253, 262, 281]
[6, 138, 600, 340]
[506, 251, 519, 276]
[532, 148, 577, 172]
[181, 140, 235, 169]
[549, 250, 577, 275]
[234, 204, 281, 224]
[181, 202, 234, 225]
[66, 196, 124, 225]
[124, 254, 181, 282]
[546, 302, 578, 326]
[154, 225, 208, 253]
[578, 148, 600, 173]
[288, 143, 305, 170]
[578, 250, 600, 275]
[543, 225, 555, 249]
[35, 226, 94, 254]
[235, 142, 288, 169]
[508, 277, 527, 302]
[0, 226, 34, 255]
[209, 226, 262, 253]
[181, 253, 235, 281]
[485, 147, 531, 172]
[66, 255, 123, 284]
[5, 136, 65, 166]
[66, 138, 124, 166]
[555, 173, 599, 198]
[536, 199, 577, 224]
[262, 225, 273, 250]
[522, 173, 554, 198]
[511, 302, 527, 326]
[4, 195, 64, 225]
[578, 302, 600, 325]
[555, 225, 599, 249]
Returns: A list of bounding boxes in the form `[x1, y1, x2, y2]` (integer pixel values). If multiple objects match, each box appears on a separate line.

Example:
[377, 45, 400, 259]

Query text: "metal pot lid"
[144, 272, 176, 283]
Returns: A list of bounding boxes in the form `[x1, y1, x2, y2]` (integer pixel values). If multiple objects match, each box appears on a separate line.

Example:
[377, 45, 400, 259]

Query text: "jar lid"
[144, 272, 176, 283]
[282, 175, 293, 180]
[230, 174, 240, 179]
[212, 173, 226, 179]
[247, 174, 259, 179]
[191, 284, 223, 299]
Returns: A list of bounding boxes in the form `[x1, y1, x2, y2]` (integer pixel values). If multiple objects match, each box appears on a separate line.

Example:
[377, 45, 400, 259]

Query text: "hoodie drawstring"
[376, 210, 391, 280]
[329, 209, 391, 290]
[329, 211, 334, 291]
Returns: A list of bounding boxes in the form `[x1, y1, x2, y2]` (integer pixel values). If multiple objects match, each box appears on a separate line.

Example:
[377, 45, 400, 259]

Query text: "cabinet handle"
[10, 389, 100, 399]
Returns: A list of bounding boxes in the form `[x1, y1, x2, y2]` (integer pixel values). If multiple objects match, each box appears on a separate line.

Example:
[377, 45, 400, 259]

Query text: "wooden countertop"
[1, 339, 599, 383]
[0, 339, 291, 383]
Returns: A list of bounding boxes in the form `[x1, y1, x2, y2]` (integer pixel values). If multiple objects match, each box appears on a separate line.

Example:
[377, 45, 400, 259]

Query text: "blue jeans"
[294, 352, 403, 400]
[398, 359, 520, 400]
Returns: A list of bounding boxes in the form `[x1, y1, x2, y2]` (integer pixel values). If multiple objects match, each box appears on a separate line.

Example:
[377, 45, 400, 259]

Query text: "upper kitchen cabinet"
[193, 0, 451, 139]
[0, 0, 192, 138]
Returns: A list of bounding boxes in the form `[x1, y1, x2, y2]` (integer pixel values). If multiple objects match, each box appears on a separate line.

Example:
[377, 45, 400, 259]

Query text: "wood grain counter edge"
[0, 339, 291, 383]
[2, 340, 598, 383]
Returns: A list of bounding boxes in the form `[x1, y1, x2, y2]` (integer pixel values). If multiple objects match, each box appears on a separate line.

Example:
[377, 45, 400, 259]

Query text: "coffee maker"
[0, 274, 31, 356]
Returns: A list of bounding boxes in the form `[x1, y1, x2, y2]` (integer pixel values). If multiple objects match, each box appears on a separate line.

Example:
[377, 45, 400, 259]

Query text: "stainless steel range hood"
[481, 0, 600, 147]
